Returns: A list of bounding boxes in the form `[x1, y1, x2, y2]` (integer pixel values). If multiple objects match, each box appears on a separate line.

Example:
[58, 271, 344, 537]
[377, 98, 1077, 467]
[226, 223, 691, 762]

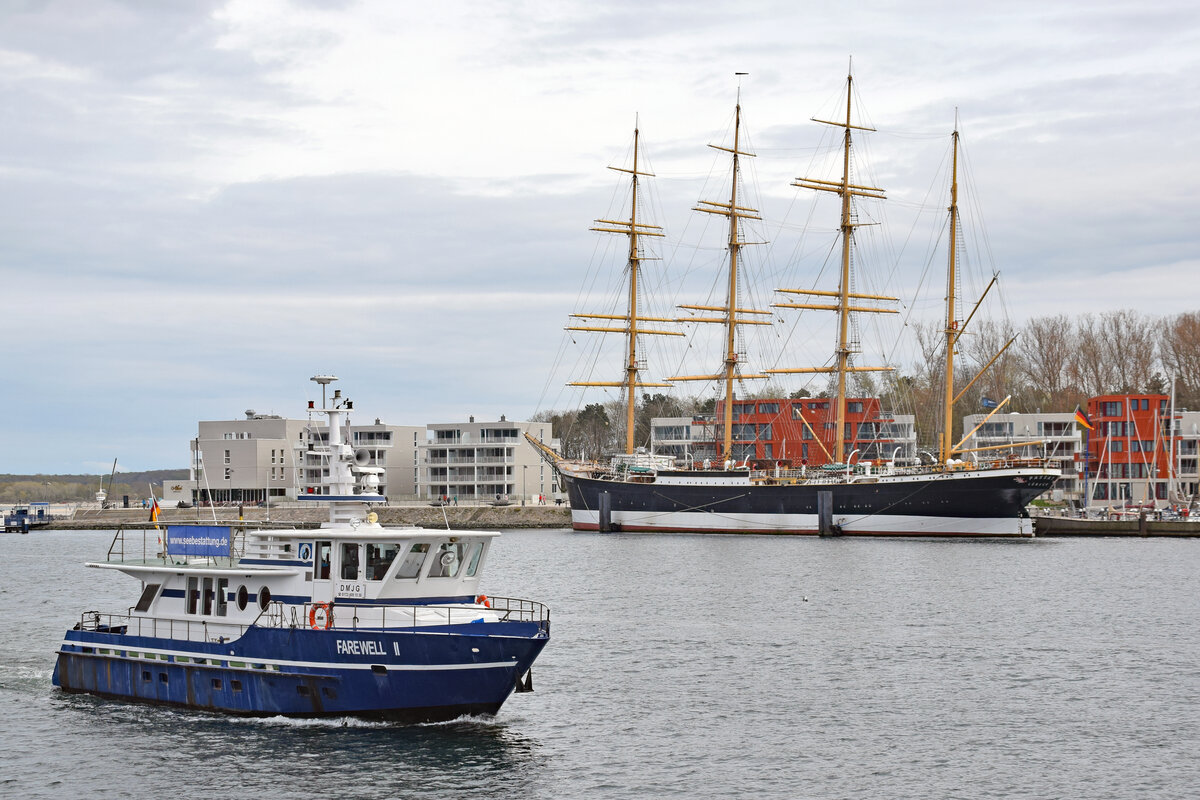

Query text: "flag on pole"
[149, 497, 160, 524]
[1074, 406, 1094, 431]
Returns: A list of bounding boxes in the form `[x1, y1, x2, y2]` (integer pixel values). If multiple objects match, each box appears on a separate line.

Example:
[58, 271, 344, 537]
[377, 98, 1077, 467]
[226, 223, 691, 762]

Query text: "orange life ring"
[309, 602, 333, 629]
[475, 594, 491, 608]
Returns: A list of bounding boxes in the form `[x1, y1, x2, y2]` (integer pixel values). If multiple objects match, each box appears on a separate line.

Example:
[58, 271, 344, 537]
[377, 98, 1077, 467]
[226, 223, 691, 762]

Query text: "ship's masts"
[833, 78, 854, 464]
[722, 103, 744, 462]
[940, 130, 961, 464]
[625, 128, 642, 455]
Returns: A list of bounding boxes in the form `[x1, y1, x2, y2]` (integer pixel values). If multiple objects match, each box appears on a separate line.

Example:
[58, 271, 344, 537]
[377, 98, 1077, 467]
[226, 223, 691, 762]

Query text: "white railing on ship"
[73, 597, 550, 643]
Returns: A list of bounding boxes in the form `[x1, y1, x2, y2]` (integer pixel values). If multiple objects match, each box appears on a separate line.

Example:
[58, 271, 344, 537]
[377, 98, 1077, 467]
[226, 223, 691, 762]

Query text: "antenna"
[310, 374, 337, 407]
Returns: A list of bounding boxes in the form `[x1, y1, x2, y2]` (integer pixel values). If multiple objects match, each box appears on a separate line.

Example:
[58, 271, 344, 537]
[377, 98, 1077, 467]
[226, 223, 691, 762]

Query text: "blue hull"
[53, 622, 548, 722]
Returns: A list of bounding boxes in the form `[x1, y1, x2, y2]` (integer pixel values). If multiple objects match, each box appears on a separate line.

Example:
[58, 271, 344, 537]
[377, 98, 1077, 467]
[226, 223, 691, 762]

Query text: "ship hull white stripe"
[571, 509, 1033, 536]
[58, 644, 516, 672]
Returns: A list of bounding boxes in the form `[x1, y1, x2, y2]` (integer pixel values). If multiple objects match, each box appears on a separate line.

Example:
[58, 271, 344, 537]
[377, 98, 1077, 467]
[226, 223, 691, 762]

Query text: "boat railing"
[74, 610, 250, 643]
[103, 525, 251, 566]
[72, 596, 550, 644]
[263, 596, 551, 633]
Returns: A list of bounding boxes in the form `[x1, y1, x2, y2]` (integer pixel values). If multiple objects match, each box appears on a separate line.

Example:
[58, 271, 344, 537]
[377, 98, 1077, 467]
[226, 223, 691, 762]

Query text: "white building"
[418, 416, 558, 503]
[182, 410, 421, 505]
[959, 411, 1083, 500]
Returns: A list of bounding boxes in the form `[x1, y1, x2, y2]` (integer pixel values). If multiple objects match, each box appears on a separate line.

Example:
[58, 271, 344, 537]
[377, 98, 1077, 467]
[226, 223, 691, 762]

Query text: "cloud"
[2, 0, 1199, 472]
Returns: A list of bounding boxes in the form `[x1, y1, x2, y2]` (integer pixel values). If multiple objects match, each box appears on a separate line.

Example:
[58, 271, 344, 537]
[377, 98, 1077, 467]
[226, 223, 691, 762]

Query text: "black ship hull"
[560, 466, 1059, 536]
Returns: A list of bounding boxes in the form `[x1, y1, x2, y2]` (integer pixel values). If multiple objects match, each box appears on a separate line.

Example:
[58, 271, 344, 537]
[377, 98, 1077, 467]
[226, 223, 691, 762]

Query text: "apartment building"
[177, 410, 421, 505]
[417, 416, 557, 503]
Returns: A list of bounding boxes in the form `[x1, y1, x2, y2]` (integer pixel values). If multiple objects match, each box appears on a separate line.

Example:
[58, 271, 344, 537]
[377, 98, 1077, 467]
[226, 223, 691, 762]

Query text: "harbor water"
[2, 529, 1197, 799]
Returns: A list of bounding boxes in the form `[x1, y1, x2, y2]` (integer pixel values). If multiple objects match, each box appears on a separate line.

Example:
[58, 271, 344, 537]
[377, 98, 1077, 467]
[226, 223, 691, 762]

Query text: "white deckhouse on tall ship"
[530, 72, 1059, 536]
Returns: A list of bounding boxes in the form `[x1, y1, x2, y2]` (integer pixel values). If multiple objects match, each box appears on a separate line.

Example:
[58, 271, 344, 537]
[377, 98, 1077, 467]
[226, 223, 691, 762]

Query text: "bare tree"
[1100, 310, 1158, 393]
[1017, 315, 1073, 407]
[1068, 313, 1115, 396]
[1160, 311, 1200, 408]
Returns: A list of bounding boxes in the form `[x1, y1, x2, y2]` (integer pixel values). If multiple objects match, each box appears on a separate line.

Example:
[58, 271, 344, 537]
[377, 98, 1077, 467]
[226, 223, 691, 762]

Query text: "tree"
[1017, 314, 1073, 409]
[1160, 311, 1200, 408]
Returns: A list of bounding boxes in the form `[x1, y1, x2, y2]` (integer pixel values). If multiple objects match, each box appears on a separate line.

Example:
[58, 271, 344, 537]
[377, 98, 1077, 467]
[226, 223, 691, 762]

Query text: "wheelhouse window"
[464, 542, 485, 577]
[396, 543, 430, 579]
[366, 543, 399, 581]
[428, 542, 467, 579]
[340, 543, 361, 580]
[316, 541, 332, 579]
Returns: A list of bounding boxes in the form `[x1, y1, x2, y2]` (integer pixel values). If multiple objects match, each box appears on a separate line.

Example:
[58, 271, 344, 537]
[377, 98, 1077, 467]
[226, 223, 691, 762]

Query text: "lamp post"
[522, 465, 527, 506]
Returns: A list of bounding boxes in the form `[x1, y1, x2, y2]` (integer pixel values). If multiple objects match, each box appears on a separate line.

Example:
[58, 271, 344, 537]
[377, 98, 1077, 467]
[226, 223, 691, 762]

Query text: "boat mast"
[940, 129, 961, 465]
[720, 102, 747, 460]
[568, 125, 677, 454]
[768, 72, 893, 464]
[671, 82, 770, 462]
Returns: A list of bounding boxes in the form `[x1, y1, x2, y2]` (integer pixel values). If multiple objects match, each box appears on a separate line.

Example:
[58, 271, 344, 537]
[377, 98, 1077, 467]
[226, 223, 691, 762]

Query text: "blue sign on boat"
[166, 525, 231, 557]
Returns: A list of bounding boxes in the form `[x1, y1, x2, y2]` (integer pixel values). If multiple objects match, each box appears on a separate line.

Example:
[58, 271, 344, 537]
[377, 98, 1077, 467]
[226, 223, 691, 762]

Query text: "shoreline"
[39, 504, 572, 531]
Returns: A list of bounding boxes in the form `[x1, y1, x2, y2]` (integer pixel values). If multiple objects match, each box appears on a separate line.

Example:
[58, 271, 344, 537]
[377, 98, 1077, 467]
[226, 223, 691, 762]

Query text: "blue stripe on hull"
[53, 626, 548, 721]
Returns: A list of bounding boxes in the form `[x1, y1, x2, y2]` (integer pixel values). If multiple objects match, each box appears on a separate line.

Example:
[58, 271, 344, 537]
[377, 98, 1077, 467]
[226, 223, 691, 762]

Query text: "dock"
[1034, 515, 1200, 538]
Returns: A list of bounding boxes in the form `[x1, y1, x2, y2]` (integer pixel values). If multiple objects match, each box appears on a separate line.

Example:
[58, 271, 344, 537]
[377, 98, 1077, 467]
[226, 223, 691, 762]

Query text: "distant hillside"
[0, 469, 188, 504]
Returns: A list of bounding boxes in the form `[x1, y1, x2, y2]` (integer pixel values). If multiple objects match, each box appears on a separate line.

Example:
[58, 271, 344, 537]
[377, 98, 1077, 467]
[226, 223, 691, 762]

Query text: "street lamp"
[522, 465, 527, 506]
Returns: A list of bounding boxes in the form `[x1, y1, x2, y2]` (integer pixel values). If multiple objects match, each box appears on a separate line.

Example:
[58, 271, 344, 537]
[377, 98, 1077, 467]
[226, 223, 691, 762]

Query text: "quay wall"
[52, 504, 571, 531]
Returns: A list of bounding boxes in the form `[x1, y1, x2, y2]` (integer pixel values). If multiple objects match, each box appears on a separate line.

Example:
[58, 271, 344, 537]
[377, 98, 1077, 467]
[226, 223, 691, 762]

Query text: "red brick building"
[695, 397, 917, 467]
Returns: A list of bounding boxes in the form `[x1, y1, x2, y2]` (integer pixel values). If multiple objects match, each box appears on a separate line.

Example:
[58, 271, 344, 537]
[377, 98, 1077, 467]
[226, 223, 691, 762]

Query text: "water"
[2, 530, 1198, 799]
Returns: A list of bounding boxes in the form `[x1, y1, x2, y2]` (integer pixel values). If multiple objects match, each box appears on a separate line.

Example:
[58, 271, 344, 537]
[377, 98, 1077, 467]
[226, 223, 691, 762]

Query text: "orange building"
[700, 397, 917, 467]
[1083, 394, 1172, 503]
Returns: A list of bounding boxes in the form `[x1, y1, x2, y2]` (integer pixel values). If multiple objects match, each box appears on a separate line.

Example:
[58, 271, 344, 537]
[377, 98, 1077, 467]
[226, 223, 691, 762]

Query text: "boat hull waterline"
[54, 620, 548, 722]
[562, 467, 1058, 536]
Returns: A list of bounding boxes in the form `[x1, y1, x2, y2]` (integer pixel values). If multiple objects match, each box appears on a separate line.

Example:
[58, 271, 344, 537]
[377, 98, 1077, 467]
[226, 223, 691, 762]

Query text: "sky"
[2, 0, 1198, 474]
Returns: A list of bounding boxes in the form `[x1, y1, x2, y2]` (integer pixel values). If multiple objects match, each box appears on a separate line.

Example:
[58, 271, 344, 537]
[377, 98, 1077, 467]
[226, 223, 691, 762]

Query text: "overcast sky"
[2, 0, 1198, 474]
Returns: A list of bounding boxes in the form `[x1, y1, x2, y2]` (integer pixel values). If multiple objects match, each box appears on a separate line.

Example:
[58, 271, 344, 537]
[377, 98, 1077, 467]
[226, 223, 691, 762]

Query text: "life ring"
[476, 594, 491, 608]
[309, 602, 333, 630]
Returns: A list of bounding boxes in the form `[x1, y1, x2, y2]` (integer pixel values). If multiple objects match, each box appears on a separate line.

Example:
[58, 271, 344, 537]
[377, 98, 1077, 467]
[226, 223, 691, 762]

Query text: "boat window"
[186, 576, 200, 615]
[464, 542, 485, 577]
[395, 543, 430, 580]
[134, 583, 160, 613]
[259, 586, 271, 610]
[236, 585, 248, 611]
[366, 543, 399, 581]
[340, 543, 361, 580]
[216, 578, 229, 616]
[428, 542, 466, 579]
[316, 541, 332, 580]
[202, 577, 214, 615]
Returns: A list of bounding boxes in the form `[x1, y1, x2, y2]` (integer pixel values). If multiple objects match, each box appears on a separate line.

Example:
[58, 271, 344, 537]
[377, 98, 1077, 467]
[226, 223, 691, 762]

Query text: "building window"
[1101, 401, 1122, 417]
[758, 403, 779, 415]
[847, 402, 863, 414]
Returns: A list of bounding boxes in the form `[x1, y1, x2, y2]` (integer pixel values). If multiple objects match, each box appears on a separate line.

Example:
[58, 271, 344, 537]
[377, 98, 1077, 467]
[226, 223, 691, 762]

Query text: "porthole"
[258, 586, 272, 610]
[236, 585, 248, 611]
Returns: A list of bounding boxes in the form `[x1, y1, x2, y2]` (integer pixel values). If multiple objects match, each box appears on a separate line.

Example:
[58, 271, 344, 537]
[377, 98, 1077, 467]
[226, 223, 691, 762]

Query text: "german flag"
[149, 497, 160, 524]
[1074, 406, 1094, 431]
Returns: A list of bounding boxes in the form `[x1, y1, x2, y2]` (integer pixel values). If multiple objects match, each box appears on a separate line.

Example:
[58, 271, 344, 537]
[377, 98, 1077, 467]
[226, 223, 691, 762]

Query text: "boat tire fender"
[309, 602, 334, 630]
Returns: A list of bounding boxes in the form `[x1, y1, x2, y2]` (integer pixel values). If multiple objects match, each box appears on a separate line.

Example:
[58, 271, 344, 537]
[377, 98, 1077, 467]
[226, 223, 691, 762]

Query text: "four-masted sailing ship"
[530, 73, 1060, 536]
